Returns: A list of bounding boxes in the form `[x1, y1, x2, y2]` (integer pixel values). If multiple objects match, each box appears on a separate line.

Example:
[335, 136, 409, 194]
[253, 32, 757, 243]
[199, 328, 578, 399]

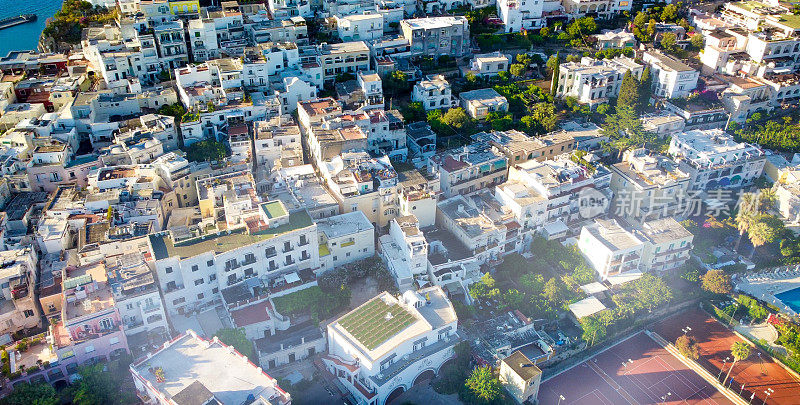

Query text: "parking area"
[654, 308, 800, 405]
[539, 332, 734, 405]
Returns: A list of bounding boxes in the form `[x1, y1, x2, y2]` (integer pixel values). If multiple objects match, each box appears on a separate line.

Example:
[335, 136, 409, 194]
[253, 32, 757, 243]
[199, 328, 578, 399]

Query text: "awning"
[284, 272, 301, 284]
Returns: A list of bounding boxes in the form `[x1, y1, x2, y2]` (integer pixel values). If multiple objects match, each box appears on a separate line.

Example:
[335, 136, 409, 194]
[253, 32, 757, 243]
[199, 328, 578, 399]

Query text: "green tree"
[520, 273, 545, 294]
[596, 103, 611, 115]
[638, 66, 653, 113]
[215, 328, 256, 362]
[464, 366, 501, 403]
[384, 70, 408, 96]
[690, 33, 705, 50]
[617, 70, 640, 111]
[580, 313, 609, 345]
[1, 382, 59, 405]
[701, 269, 732, 295]
[157, 103, 186, 118]
[660, 32, 678, 54]
[542, 277, 568, 305]
[470, 273, 500, 301]
[70, 364, 133, 405]
[661, 4, 679, 22]
[675, 335, 700, 360]
[530, 102, 559, 133]
[747, 214, 784, 256]
[441, 107, 471, 131]
[549, 52, 560, 97]
[509, 63, 526, 77]
[184, 139, 228, 162]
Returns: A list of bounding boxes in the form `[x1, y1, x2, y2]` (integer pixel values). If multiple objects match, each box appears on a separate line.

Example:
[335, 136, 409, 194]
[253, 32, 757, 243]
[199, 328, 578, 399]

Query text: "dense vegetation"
[183, 140, 229, 162]
[42, 0, 117, 44]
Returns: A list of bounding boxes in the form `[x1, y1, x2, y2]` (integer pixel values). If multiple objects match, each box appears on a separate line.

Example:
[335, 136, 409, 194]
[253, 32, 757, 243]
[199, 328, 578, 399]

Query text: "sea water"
[0, 0, 63, 56]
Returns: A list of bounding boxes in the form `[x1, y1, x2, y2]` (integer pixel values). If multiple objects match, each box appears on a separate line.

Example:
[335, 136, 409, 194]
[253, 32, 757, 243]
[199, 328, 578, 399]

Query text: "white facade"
[149, 205, 320, 316]
[316, 211, 376, 272]
[412, 75, 455, 111]
[667, 129, 766, 190]
[337, 13, 384, 42]
[556, 56, 644, 106]
[577, 218, 645, 280]
[323, 287, 458, 405]
[642, 51, 700, 99]
[379, 215, 429, 291]
[468, 52, 511, 77]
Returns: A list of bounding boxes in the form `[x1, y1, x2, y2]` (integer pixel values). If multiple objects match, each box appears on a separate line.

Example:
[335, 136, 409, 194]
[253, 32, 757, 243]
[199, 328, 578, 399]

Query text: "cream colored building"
[499, 350, 542, 404]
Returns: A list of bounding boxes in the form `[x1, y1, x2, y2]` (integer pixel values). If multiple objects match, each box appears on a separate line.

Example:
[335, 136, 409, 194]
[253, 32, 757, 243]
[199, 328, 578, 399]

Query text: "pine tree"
[638, 66, 653, 113]
[617, 70, 640, 111]
[550, 51, 561, 97]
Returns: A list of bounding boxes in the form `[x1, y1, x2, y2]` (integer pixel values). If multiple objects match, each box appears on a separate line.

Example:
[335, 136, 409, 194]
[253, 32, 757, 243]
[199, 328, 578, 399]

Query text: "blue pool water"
[0, 0, 63, 56]
[775, 286, 800, 314]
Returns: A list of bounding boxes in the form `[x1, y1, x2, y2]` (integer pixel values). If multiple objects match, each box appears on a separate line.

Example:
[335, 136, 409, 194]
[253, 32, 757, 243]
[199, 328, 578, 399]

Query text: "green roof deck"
[772, 13, 800, 30]
[338, 297, 415, 351]
[732, 1, 770, 12]
[261, 200, 288, 219]
[150, 210, 313, 260]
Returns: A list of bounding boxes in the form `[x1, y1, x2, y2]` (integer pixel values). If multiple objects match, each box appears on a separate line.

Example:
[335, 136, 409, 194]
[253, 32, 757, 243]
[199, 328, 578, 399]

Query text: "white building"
[609, 148, 690, 223]
[379, 215, 429, 291]
[642, 51, 700, 99]
[336, 13, 384, 42]
[459, 88, 509, 120]
[412, 75, 455, 111]
[555, 56, 643, 107]
[594, 29, 636, 49]
[149, 201, 320, 316]
[577, 218, 645, 280]
[468, 52, 511, 77]
[130, 330, 291, 405]
[667, 129, 766, 189]
[316, 211, 375, 272]
[323, 286, 459, 405]
[496, 0, 561, 32]
[495, 155, 613, 241]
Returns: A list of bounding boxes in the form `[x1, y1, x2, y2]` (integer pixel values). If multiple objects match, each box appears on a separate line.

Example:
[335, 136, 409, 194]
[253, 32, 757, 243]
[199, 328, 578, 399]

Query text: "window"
[194, 278, 204, 286]
[165, 267, 173, 274]
[209, 274, 217, 281]
[208, 260, 214, 267]
[109, 337, 120, 345]
[266, 247, 277, 257]
[173, 297, 186, 305]
[197, 293, 204, 300]
[85, 345, 95, 354]
[192, 265, 198, 272]
[23, 310, 34, 318]
[212, 287, 219, 294]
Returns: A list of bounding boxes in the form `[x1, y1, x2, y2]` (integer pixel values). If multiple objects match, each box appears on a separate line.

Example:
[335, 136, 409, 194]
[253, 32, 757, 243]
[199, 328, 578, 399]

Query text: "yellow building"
[169, 0, 199, 14]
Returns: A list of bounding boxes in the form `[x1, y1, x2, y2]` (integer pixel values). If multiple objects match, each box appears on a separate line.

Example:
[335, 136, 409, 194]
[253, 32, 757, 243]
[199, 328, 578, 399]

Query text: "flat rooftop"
[586, 219, 643, 251]
[149, 210, 313, 260]
[316, 211, 373, 239]
[132, 331, 290, 405]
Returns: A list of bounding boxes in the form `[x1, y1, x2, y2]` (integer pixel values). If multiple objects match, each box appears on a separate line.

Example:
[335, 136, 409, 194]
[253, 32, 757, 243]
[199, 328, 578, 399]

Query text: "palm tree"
[724, 342, 752, 386]
[747, 214, 785, 258]
[734, 192, 756, 253]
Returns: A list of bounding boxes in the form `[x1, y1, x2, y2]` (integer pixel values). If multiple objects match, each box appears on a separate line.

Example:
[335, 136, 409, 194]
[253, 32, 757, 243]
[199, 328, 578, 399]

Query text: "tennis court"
[539, 332, 734, 404]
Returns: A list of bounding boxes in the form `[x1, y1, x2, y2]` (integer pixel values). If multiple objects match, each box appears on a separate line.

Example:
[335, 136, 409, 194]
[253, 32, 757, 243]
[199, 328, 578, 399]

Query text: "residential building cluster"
[1, 0, 799, 403]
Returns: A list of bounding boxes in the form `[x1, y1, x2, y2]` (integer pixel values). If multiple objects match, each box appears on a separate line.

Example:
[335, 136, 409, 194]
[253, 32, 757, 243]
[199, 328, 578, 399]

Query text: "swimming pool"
[775, 286, 800, 314]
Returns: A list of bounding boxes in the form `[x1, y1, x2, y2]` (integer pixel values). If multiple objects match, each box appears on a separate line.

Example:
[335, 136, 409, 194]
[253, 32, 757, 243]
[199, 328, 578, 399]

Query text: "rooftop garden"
[338, 298, 415, 350]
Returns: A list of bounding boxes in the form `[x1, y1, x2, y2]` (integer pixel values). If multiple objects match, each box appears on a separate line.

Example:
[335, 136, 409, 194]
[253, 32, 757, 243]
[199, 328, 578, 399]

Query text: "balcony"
[142, 302, 161, 314]
[165, 284, 185, 293]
